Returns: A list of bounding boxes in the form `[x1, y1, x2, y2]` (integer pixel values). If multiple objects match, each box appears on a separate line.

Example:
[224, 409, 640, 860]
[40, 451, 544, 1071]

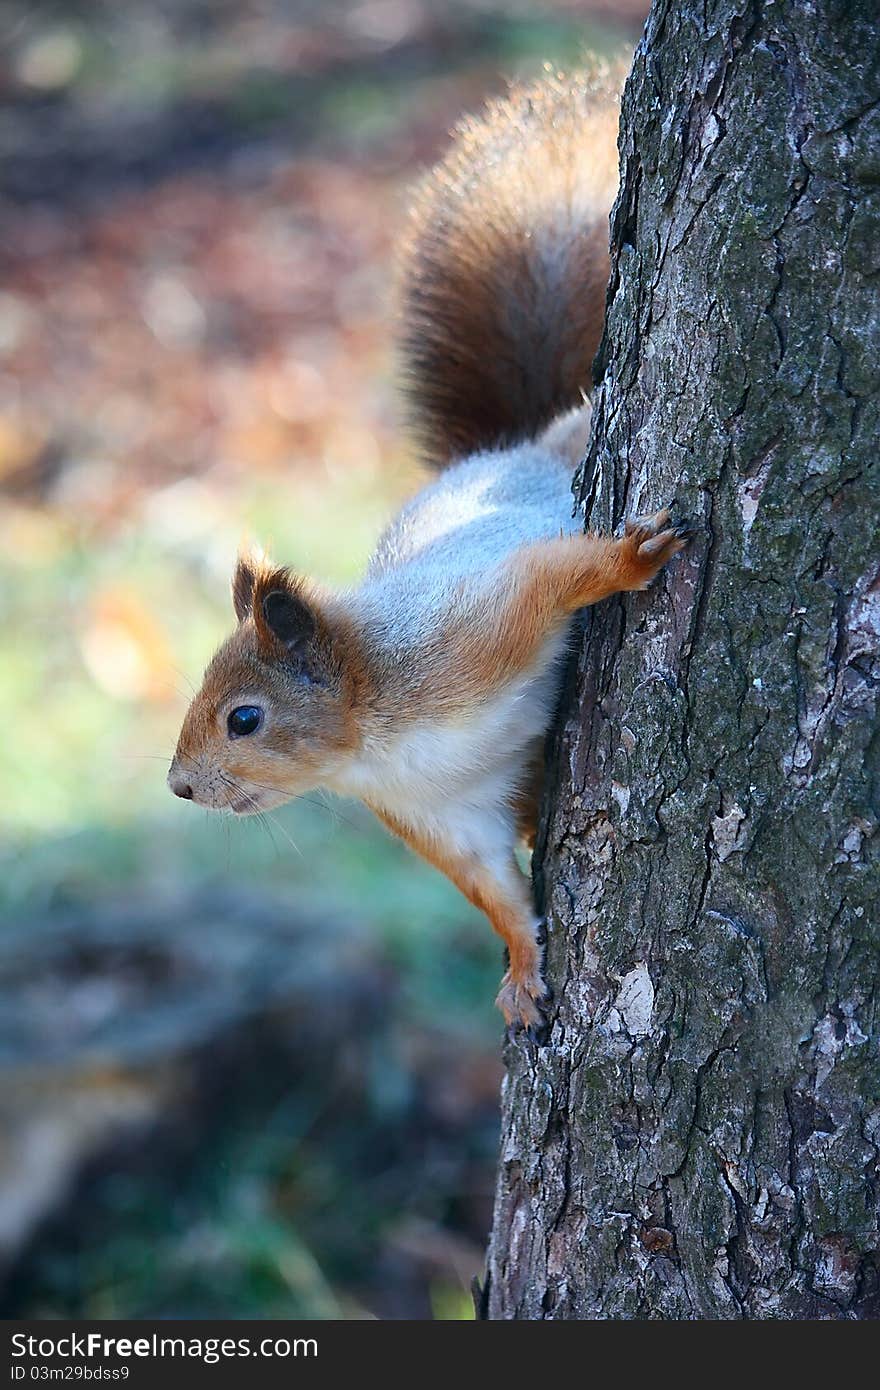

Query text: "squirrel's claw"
[496, 969, 549, 1033]
[625, 507, 670, 541]
[623, 501, 697, 574]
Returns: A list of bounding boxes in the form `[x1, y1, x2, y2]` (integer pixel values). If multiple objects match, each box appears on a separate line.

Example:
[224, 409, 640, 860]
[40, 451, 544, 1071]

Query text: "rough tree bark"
[486, 0, 880, 1319]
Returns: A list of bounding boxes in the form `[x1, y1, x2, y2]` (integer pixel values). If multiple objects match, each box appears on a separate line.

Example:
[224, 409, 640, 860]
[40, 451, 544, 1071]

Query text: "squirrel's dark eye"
[227, 705, 263, 737]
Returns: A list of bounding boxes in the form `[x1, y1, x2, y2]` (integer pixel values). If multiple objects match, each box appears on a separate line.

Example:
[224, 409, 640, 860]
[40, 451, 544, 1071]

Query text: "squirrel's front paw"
[496, 967, 549, 1033]
[623, 505, 694, 583]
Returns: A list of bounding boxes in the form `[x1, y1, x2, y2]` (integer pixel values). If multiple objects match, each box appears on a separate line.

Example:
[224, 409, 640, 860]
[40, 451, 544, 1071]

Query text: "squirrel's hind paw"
[496, 968, 549, 1033]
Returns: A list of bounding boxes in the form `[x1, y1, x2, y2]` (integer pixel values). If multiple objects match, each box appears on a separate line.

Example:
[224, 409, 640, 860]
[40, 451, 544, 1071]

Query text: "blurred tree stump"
[0, 891, 386, 1285]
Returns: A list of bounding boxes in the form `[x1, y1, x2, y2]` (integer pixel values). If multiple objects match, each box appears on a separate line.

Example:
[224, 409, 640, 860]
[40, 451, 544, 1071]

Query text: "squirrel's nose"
[169, 774, 194, 800]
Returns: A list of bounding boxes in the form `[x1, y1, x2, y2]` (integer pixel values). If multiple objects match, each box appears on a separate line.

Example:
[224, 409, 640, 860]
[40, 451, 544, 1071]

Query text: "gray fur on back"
[354, 443, 579, 647]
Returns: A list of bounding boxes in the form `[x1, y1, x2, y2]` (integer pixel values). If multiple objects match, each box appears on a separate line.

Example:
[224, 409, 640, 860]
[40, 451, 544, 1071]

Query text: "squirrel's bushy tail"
[397, 64, 624, 466]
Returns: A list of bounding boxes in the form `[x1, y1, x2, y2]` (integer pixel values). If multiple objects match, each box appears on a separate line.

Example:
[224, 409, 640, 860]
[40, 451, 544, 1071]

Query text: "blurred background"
[0, 0, 647, 1320]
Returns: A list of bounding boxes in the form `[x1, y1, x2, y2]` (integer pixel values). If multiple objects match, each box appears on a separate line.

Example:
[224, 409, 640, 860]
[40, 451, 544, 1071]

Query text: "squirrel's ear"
[260, 588, 317, 654]
[232, 552, 258, 623]
[238, 560, 325, 663]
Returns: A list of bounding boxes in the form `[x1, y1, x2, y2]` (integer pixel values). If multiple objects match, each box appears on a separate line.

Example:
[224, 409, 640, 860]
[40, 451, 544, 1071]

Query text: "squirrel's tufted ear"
[260, 587, 316, 653]
[232, 555, 325, 663]
[232, 552, 259, 624]
[249, 565, 322, 662]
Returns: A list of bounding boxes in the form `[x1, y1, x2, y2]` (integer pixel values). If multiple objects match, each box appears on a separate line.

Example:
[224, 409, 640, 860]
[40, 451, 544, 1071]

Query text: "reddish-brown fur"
[172, 558, 371, 806]
[368, 803, 547, 1028]
[173, 536, 687, 1041]
[408, 512, 687, 713]
[398, 65, 624, 464]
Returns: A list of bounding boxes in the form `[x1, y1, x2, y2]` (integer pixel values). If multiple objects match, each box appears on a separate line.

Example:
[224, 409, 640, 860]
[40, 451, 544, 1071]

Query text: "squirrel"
[168, 67, 692, 1033]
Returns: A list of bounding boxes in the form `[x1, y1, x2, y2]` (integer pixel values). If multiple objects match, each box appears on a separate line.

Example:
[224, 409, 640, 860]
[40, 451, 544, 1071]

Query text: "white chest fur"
[331, 634, 567, 825]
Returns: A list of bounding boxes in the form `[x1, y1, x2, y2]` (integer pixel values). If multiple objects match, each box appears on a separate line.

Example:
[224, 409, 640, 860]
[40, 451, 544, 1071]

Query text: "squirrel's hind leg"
[368, 803, 547, 1031]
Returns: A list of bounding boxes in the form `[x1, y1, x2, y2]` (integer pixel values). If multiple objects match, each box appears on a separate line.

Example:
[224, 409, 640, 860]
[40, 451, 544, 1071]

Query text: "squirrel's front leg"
[368, 803, 547, 1031]
[518, 506, 692, 614]
[447, 507, 692, 706]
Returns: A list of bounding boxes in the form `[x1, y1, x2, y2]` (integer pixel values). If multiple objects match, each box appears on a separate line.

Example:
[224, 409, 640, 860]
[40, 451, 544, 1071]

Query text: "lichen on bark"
[486, 0, 880, 1319]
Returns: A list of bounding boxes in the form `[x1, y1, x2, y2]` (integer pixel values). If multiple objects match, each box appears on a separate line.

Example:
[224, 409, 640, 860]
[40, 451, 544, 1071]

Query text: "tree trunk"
[486, 0, 880, 1320]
